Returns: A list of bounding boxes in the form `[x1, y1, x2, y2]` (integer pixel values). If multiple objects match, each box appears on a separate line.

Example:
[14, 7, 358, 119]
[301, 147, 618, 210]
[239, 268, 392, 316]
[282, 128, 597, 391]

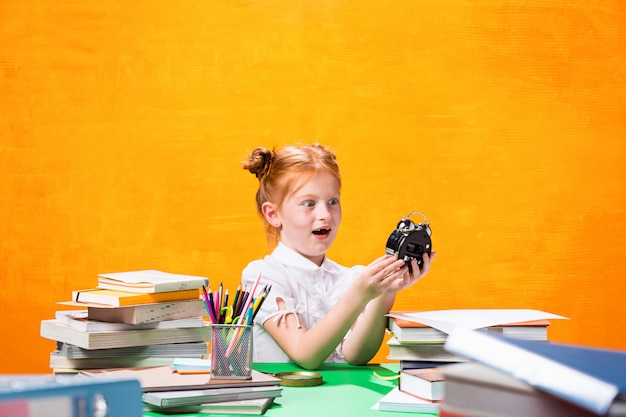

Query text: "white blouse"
[241, 242, 364, 363]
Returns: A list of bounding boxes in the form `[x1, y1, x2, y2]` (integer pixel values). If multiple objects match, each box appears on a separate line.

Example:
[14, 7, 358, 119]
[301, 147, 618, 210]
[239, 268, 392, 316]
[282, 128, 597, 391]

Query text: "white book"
[388, 309, 568, 335]
[144, 397, 275, 415]
[142, 385, 282, 408]
[97, 270, 209, 293]
[57, 341, 208, 359]
[372, 387, 439, 413]
[49, 350, 181, 371]
[40, 319, 212, 350]
[55, 310, 203, 332]
[444, 326, 626, 416]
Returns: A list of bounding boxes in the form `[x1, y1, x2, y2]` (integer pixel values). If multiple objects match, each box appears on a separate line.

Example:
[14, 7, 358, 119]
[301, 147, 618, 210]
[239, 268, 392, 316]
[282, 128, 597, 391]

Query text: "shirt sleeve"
[241, 258, 299, 326]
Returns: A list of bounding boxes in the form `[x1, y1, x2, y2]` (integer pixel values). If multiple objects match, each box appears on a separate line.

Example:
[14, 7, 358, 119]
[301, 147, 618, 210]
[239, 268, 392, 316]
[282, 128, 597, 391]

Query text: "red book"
[398, 368, 444, 401]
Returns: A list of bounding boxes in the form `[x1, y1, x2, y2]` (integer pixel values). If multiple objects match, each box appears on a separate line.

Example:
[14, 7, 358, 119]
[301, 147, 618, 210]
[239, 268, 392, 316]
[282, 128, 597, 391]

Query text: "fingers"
[418, 251, 436, 276]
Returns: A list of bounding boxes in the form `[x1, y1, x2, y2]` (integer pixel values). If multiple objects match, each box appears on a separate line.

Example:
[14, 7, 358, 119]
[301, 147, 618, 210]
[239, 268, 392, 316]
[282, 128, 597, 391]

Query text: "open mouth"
[312, 228, 331, 236]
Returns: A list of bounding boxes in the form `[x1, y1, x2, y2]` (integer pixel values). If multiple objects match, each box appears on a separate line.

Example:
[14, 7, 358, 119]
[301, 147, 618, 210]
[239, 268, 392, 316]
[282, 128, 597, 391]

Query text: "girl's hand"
[353, 255, 412, 300]
[387, 250, 436, 292]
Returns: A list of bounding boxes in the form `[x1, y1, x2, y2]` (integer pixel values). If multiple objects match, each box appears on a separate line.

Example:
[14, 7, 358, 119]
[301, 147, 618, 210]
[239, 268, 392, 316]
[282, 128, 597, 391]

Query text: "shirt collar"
[273, 242, 335, 272]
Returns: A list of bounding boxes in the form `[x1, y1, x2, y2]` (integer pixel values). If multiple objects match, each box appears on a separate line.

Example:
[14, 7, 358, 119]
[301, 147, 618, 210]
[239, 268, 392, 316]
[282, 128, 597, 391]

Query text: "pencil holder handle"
[210, 324, 253, 380]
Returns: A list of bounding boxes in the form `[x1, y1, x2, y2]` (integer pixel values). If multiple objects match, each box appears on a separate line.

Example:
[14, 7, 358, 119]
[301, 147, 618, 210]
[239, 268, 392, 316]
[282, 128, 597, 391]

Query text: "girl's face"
[276, 171, 341, 266]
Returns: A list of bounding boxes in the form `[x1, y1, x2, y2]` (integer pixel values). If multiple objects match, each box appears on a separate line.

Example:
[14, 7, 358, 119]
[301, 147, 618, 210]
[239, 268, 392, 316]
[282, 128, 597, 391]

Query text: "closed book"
[97, 270, 209, 294]
[399, 368, 444, 401]
[55, 310, 203, 332]
[388, 309, 566, 338]
[40, 319, 212, 350]
[70, 288, 200, 307]
[143, 397, 275, 415]
[49, 350, 183, 371]
[142, 385, 282, 408]
[387, 336, 466, 362]
[388, 318, 448, 343]
[388, 315, 552, 343]
[373, 387, 439, 414]
[445, 327, 626, 416]
[400, 360, 455, 370]
[441, 362, 601, 417]
[80, 366, 281, 392]
[57, 341, 208, 359]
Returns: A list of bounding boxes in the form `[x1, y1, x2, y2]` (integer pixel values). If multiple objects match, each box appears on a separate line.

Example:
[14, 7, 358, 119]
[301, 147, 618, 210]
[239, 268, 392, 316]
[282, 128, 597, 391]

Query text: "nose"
[317, 204, 331, 220]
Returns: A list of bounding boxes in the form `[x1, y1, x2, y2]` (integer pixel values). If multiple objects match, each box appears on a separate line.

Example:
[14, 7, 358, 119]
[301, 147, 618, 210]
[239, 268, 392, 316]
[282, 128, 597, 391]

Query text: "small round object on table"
[273, 371, 323, 387]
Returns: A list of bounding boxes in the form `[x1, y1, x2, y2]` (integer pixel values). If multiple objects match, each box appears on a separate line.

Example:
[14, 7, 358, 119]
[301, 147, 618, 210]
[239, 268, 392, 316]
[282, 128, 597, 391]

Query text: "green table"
[144, 363, 438, 416]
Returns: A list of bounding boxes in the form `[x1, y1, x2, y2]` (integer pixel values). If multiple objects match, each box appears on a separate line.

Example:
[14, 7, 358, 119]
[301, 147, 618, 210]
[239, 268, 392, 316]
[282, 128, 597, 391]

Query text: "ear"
[261, 202, 281, 228]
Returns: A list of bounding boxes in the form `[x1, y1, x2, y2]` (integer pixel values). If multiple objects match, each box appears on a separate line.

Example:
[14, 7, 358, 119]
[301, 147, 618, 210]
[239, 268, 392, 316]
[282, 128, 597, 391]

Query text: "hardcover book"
[97, 270, 209, 294]
[445, 327, 626, 416]
[69, 288, 200, 307]
[399, 368, 445, 401]
[441, 361, 602, 417]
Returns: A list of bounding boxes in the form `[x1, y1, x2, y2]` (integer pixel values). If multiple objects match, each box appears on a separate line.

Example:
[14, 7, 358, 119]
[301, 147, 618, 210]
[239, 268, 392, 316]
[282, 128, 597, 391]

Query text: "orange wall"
[1, 1, 625, 373]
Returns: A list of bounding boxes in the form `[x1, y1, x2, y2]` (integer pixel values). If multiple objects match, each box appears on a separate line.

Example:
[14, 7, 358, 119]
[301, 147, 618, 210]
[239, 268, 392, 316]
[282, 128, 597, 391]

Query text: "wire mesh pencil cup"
[210, 324, 253, 380]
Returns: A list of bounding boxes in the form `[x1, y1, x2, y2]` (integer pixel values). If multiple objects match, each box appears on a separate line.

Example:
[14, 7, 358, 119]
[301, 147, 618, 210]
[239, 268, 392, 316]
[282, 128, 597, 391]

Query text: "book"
[55, 310, 203, 332]
[49, 350, 181, 371]
[97, 270, 209, 294]
[387, 336, 466, 362]
[80, 365, 282, 392]
[142, 385, 282, 408]
[388, 309, 565, 341]
[57, 341, 208, 359]
[372, 386, 439, 414]
[398, 367, 444, 401]
[388, 318, 449, 343]
[444, 326, 626, 416]
[389, 316, 550, 343]
[88, 299, 206, 324]
[143, 397, 275, 415]
[441, 361, 601, 417]
[400, 360, 455, 370]
[40, 319, 212, 350]
[171, 358, 212, 372]
[0, 374, 144, 417]
[70, 288, 200, 307]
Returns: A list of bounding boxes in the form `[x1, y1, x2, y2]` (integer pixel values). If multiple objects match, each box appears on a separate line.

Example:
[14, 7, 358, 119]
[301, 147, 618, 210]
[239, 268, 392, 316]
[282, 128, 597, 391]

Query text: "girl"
[241, 143, 434, 369]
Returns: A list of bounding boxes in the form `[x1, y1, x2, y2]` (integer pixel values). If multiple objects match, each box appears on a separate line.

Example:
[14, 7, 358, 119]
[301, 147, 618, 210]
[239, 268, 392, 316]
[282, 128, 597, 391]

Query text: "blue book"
[445, 326, 626, 416]
[0, 374, 143, 417]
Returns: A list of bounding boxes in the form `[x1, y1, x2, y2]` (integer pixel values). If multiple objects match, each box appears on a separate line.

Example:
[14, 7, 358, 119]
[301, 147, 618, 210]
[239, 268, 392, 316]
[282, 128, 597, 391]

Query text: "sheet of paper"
[388, 309, 568, 334]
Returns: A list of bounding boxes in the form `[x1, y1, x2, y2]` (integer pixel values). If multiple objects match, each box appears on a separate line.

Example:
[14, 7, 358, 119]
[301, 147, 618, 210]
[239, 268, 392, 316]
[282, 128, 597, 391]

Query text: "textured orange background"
[1, 1, 625, 373]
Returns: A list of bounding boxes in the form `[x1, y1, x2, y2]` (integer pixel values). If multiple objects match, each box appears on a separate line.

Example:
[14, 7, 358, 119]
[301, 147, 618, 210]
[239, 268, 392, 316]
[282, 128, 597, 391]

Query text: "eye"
[303, 200, 316, 208]
[328, 198, 340, 206]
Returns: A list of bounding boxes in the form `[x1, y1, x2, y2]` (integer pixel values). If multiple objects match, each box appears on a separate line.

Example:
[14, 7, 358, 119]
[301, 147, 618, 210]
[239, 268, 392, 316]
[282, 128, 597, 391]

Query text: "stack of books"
[386, 309, 565, 370]
[375, 309, 568, 415]
[81, 364, 282, 416]
[440, 326, 626, 417]
[40, 270, 211, 372]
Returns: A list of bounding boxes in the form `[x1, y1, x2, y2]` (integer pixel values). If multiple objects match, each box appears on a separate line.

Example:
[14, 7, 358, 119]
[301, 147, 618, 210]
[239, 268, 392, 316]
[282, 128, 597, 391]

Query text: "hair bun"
[245, 147, 273, 180]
